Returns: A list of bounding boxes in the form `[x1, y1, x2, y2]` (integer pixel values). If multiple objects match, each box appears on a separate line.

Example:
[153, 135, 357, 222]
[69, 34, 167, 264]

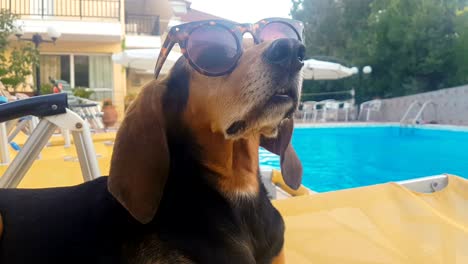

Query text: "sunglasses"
[154, 18, 304, 78]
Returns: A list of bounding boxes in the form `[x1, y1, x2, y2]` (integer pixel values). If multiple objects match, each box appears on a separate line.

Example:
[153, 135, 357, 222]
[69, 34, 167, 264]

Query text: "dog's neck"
[191, 127, 260, 198]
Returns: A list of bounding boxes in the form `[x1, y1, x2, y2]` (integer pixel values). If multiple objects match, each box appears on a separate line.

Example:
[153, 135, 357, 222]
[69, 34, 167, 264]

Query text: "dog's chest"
[129, 190, 284, 264]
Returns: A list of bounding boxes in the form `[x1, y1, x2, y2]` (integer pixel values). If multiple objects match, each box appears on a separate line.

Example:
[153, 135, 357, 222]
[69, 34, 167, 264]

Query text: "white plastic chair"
[321, 100, 341, 122]
[339, 102, 353, 122]
[358, 100, 382, 121]
[301, 101, 317, 122]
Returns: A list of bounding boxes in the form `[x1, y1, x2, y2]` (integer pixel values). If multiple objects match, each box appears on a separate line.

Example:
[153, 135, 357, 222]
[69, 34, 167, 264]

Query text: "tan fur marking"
[181, 64, 266, 197]
[185, 118, 260, 196]
[272, 247, 286, 264]
[179, 39, 300, 198]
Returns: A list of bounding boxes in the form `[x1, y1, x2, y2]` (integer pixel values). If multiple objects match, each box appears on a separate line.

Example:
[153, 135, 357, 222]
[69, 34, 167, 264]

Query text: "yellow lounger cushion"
[12, 132, 116, 147]
[273, 175, 468, 264]
[271, 169, 309, 196]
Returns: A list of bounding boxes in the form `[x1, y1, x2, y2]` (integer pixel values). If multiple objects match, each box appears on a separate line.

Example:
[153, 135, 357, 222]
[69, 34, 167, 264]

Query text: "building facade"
[1, 0, 173, 117]
[1, 0, 221, 117]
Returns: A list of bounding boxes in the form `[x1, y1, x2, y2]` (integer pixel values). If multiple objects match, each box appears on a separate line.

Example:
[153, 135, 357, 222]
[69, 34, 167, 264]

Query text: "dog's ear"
[108, 82, 169, 224]
[260, 119, 303, 190]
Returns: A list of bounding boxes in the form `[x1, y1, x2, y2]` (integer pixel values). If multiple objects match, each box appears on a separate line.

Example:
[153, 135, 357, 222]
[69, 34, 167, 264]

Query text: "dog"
[0, 36, 304, 263]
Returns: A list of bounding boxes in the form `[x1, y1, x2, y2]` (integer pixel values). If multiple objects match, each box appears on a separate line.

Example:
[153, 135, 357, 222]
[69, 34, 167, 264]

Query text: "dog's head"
[108, 38, 304, 223]
[185, 38, 304, 139]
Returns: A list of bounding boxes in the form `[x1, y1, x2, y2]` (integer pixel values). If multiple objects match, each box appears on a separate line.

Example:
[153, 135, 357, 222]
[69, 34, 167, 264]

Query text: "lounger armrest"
[0, 94, 68, 123]
[69, 103, 99, 108]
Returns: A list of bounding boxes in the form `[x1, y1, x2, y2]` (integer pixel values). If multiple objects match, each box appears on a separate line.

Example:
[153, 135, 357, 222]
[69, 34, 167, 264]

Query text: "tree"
[291, 0, 467, 103]
[0, 9, 38, 92]
[291, 0, 374, 103]
[366, 0, 458, 99]
[451, 8, 468, 84]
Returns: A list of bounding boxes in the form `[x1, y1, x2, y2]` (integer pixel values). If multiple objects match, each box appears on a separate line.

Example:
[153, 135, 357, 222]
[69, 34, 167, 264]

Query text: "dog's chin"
[223, 97, 296, 140]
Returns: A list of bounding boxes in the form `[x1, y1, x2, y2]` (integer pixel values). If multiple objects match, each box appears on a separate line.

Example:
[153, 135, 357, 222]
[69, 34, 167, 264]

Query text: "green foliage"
[0, 9, 39, 91]
[0, 9, 16, 51]
[73, 87, 94, 99]
[1, 44, 39, 90]
[451, 10, 468, 84]
[367, 0, 457, 98]
[292, 0, 468, 103]
[40, 83, 53, 94]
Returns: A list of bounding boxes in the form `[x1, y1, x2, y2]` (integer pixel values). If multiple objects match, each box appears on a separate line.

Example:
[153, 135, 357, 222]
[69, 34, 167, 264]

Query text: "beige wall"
[380, 85, 468, 126]
[39, 41, 121, 54]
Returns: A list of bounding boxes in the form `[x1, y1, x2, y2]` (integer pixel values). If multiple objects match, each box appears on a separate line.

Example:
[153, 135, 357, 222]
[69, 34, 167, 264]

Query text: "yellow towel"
[273, 175, 468, 264]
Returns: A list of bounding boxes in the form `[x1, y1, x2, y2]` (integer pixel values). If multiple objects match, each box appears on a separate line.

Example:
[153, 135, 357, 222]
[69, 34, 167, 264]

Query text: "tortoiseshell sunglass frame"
[154, 17, 304, 78]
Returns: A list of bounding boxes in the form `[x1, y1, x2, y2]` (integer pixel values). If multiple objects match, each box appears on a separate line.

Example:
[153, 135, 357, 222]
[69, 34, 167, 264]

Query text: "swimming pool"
[260, 125, 468, 192]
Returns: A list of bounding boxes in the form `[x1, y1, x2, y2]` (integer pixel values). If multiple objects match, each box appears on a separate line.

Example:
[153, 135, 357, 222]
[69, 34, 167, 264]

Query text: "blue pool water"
[260, 126, 468, 192]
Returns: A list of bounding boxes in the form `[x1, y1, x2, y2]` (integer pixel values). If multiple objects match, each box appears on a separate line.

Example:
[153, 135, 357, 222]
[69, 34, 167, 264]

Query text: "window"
[89, 56, 113, 89]
[74, 56, 89, 88]
[40, 54, 113, 101]
[40, 55, 70, 85]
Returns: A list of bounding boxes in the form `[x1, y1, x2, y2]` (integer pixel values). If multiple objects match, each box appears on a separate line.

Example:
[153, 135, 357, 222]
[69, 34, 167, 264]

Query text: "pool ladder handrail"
[400, 100, 438, 125]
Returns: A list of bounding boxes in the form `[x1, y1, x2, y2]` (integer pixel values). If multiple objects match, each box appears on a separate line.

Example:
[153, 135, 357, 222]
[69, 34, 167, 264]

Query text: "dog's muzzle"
[264, 38, 305, 73]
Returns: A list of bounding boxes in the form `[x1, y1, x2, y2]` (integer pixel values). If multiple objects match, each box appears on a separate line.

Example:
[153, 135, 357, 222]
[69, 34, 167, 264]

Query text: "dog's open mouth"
[224, 87, 298, 137]
[268, 87, 298, 120]
[270, 88, 294, 104]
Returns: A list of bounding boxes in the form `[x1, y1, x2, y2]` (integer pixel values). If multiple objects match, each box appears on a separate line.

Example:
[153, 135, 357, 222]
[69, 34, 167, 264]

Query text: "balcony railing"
[1, 0, 121, 20]
[125, 14, 160, 36]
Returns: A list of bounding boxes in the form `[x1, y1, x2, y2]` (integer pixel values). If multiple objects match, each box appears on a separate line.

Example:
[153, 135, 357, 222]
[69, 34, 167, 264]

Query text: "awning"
[303, 59, 356, 80]
[111, 49, 182, 75]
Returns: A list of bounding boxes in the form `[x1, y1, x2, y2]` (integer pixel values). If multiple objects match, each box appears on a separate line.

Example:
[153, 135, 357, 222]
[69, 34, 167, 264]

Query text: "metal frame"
[0, 123, 10, 165]
[0, 109, 101, 188]
[398, 174, 448, 193]
[7, 118, 30, 143]
[70, 104, 105, 130]
[3, 0, 121, 20]
[400, 100, 438, 125]
[400, 100, 422, 124]
[414, 101, 438, 124]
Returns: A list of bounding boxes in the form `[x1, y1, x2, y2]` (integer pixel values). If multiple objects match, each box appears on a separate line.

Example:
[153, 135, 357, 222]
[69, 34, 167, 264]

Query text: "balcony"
[1, 0, 121, 21]
[124, 13, 161, 49]
[2, 0, 122, 42]
[125, 14, 160, 36]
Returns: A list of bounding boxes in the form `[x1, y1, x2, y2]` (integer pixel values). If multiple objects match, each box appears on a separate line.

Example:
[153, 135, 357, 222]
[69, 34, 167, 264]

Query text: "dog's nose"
[264, 39, 305, 72]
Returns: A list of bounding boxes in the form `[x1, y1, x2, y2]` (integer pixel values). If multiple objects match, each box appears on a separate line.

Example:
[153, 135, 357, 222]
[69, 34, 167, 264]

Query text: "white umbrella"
[112, 49, 182, 75]
[303, 59, 356, 80]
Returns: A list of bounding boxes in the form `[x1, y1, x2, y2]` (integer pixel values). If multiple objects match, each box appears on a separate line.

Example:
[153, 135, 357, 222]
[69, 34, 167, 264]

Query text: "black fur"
[0, 58, 285, 263]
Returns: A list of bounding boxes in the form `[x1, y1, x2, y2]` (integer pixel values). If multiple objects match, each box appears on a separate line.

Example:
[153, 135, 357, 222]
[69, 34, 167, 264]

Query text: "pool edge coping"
[294, 122, 468, 132]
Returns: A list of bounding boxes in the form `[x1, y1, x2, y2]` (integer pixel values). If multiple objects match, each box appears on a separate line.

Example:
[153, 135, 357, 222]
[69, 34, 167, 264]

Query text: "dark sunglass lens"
[259, 22, 299, 42]
[187, 25, 239, 75]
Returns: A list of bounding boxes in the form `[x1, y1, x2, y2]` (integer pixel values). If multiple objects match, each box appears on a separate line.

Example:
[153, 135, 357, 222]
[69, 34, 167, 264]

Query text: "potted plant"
[73, 87, 94, 99]
[102, 99, 118, 129]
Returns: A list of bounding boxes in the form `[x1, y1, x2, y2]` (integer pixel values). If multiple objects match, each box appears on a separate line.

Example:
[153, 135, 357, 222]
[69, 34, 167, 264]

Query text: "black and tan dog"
[0, 38, 304, 263]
